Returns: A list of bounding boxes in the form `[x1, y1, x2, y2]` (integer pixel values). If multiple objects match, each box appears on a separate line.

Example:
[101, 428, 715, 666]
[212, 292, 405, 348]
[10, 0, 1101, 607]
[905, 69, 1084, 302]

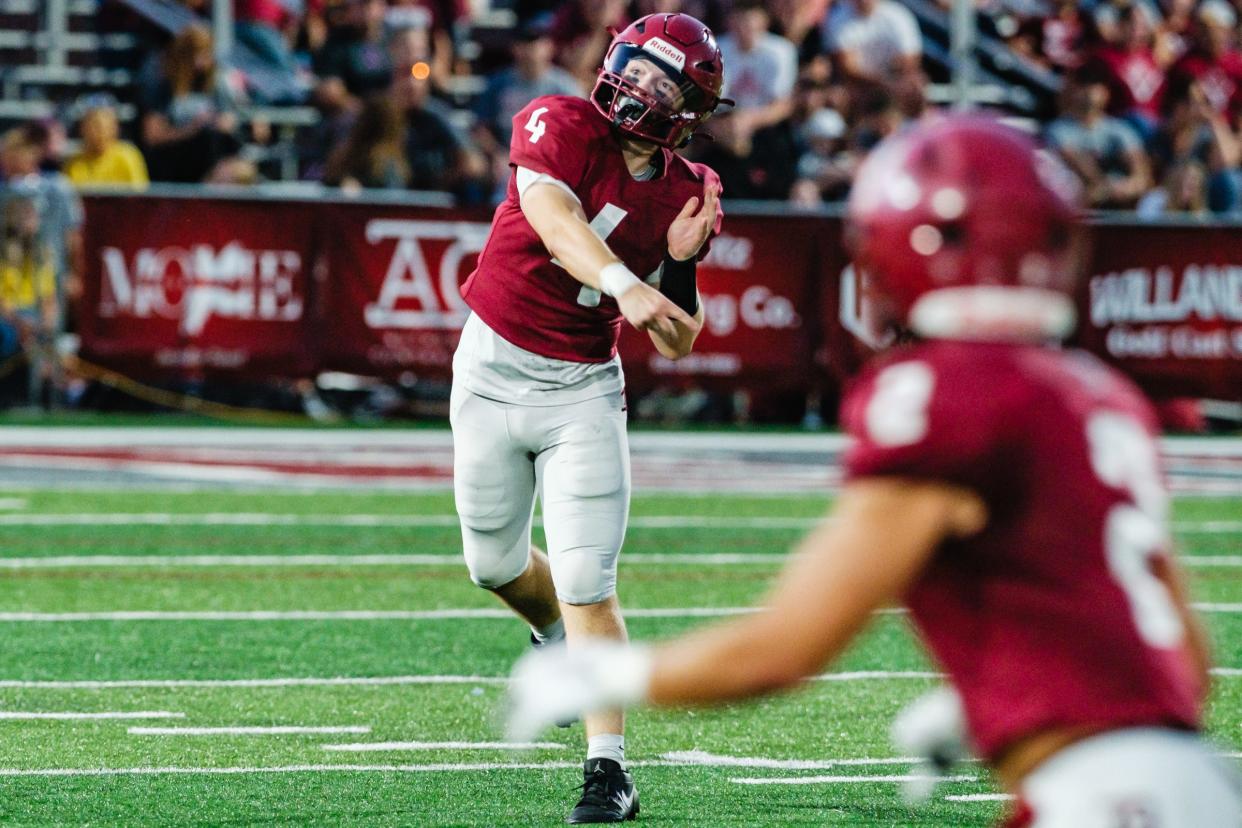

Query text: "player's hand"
[890, 686, 967, 805]
[615, 281, 700, 340]
[505, 639, 652, 743]
[666, 181, 720, 262]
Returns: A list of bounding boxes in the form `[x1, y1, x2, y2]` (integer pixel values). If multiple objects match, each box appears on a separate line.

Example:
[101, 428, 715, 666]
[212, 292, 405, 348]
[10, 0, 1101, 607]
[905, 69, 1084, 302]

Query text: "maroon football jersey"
[842, 341, 1202, 761]
[460, 95, 723, 362]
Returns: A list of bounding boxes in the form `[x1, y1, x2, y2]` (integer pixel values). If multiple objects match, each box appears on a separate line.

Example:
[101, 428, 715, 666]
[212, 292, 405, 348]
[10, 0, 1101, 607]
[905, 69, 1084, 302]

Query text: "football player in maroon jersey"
[450, 12, 728, 823]
[505, 116, 1242, 826]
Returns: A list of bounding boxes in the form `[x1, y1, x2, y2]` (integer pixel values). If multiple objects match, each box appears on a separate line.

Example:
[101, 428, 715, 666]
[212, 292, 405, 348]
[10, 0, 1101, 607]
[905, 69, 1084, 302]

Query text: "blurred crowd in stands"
[2, 0, 1239, 212]
[0, 0, 1241, 415]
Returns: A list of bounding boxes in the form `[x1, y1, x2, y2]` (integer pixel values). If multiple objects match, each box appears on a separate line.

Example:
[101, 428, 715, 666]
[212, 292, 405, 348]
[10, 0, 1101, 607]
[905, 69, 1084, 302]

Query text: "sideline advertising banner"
[80, 196, 316, 378]
[1079, 223, 1242, 399]
[80, 194, 1242, 403]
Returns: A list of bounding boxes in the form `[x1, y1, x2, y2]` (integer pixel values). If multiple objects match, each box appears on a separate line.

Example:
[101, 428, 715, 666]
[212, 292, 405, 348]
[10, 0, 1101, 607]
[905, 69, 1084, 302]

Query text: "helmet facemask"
[592, 44, 717, 148]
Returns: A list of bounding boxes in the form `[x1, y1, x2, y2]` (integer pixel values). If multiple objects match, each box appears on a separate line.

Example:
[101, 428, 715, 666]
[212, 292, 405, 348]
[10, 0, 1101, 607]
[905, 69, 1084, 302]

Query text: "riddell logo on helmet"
[642, 37, 686, 71]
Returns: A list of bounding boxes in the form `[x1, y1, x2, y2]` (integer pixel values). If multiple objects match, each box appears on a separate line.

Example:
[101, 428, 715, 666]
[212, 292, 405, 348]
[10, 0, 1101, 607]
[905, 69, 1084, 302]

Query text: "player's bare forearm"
[645, 479, 985, 706]
[520, 181, 620, 290]
[1154, 554, 1213, 700]
[647, 303, 703, 359]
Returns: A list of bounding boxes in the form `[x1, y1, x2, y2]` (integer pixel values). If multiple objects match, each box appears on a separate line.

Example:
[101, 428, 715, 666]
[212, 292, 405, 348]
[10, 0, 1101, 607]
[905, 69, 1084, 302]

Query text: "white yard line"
[4, 668, 1242, 692]
[129, 726, 371, 736]
[0, 513, 458, 527]
[0, 608, 769, 622]
[0, 759, 903, 778]
[0, 711, 184, 720]
[0, 554, 470, 569]
[1185, 558, 1242, 568]
[0, 746, 1235, 780]
[945, 794, 1015, 802]
[3, 552, 1239, 570]
[730, 774, 977, 785]
[812, 671, 943, 681]
[0, 762, 586, 777]
[0, 671, 948, 690]
[0, 512, 1233, 532]
[0, 553, 791, 569]
[0, 513, 821, 529]
[0, 676, 509, 689]
[663, 750, 921, 769]
[322, 741, 564, 752]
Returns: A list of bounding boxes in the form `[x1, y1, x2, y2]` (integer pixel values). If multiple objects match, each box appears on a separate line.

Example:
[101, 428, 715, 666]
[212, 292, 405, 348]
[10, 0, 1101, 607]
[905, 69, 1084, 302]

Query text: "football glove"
[505, 638, 652, 743]
[890, 685, 968, 804]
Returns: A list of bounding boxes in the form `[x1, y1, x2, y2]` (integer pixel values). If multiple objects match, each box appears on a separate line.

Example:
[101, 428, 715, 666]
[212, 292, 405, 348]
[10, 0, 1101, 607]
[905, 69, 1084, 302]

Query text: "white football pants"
[1019, 727, 1242, 827]
[450, 385, 630, 605]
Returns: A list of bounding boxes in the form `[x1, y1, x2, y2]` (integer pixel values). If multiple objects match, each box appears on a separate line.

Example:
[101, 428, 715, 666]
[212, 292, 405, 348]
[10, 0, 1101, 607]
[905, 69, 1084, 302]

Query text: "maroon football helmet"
[845, 115, 1085, 345]
[591, 13, 729, 148]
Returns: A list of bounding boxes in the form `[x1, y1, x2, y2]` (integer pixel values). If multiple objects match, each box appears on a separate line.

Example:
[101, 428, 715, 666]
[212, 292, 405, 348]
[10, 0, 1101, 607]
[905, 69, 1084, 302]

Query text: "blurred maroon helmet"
[591, 13, 729, 148]
[845, 115, 1085, 345]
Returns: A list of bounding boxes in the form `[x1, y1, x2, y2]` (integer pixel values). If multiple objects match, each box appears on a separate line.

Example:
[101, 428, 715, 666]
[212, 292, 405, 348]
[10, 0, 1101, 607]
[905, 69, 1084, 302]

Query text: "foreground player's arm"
[1152, 553, 1213, 701]
[646, 478, 985, 704]
[506, 478, 985, 738]
[520, 181, 699, 345]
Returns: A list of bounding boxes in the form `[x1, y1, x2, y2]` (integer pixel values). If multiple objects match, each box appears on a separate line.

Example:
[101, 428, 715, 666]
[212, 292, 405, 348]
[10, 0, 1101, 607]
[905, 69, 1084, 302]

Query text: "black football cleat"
[529, 632, 576, 728]
[567, 758, 639, 824]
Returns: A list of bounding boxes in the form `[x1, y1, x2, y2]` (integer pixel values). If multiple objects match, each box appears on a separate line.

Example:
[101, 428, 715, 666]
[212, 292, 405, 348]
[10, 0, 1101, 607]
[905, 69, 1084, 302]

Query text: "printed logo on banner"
[99, 242, 303, 336]
[699, 286, 800, 338]
[700, 234, 753, 271]
[1089, 264, 1242, 360]
[363, 220, 491, 330]
[837, 264, 895, 350]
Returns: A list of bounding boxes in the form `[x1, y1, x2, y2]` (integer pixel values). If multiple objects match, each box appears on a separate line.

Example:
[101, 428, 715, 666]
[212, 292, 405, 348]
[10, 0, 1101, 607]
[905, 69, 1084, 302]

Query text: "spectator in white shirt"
[823, 0, 922, 84]
[710, 0, 797, 160]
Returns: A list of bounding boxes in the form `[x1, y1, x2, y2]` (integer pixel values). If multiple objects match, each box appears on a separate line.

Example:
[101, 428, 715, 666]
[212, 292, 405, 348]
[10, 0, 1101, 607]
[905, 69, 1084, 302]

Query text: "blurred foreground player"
[506, 116, 1242, 827]
[450, 12, 728, 823]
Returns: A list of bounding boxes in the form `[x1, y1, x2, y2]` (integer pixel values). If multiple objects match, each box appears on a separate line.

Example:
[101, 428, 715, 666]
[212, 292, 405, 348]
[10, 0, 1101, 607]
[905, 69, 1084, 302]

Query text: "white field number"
[1086, 411, 1184, 649]
[524, 107, 549, 144]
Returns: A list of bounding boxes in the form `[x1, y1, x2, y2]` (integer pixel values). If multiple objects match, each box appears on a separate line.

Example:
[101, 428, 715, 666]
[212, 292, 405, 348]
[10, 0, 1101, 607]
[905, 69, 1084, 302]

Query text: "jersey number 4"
[549, 204, 630, 308]
[524, 107, 549, 144]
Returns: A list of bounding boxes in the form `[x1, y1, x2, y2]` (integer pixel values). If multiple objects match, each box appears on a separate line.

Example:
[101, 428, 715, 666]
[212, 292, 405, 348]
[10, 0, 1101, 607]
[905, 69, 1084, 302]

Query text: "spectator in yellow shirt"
[64, 100, 149, 190]
[0, 195, 60, 406]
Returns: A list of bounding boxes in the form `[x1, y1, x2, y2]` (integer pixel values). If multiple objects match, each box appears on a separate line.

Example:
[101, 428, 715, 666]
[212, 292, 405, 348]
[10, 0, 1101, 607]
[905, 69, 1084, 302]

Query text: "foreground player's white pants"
[1019, 727, 1242, 827]
[450, 385, 630, 605]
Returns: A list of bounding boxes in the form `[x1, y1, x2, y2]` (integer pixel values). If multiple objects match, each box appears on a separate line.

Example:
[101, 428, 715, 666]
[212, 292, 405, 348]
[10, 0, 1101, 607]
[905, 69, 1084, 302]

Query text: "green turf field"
[0, 489, 1237, 827]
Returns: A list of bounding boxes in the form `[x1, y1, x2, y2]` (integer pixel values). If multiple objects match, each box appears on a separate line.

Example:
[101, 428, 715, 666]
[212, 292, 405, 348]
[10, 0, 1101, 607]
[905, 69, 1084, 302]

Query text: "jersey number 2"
[1086, 411, 1184, 649]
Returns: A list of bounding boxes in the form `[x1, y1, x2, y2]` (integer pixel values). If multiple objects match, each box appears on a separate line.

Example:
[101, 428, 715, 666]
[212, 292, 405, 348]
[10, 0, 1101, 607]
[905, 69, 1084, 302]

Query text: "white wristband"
[598, 262, 641, 297]
[601, 644, 654, 707]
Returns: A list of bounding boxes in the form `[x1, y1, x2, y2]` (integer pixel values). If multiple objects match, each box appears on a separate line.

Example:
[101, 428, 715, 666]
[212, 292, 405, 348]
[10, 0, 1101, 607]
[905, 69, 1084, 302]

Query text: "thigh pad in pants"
[451, 387, 535, 589]
[534, 396, 630, 605]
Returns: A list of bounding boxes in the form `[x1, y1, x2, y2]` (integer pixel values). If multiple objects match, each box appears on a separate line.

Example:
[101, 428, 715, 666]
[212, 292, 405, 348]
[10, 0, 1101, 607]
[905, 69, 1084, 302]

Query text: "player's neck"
[620, 137, 662, 178]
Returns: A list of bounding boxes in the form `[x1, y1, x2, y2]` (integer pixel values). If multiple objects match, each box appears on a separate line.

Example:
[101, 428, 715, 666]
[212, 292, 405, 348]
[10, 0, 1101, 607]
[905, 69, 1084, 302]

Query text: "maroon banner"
[79, 193, 1242, 404]
[617, 213, 823, 398]
[80, 195, 316, 378]
[1077, 223, 1242, 400]
[314, 202, 491, 379]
